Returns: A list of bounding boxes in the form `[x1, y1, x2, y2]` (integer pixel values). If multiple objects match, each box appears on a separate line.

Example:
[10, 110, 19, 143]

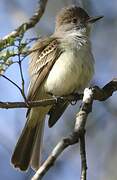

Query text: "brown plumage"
[28, 37, 61, 100]
[55, 6, 89, 30]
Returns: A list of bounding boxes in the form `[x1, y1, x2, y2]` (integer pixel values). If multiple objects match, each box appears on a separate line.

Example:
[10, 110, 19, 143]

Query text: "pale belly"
[44, 49, 94, 96]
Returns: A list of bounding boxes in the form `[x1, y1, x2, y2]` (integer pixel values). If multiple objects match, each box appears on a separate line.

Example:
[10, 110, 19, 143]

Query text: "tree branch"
[0, 95, 82, 109]
[17, 39, 27, 100]
[0, 79, 116, 109]
[0, 74, 27, 101]
[92, 78, 117, 101]
[80, 132, 87, 180]
[31, 78, 117, 180]
[0, 78, 116, 179]
[0, 0, 48, 49]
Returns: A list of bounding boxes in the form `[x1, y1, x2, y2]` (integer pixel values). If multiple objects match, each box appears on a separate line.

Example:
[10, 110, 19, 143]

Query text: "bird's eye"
[72, 18, 77, 24]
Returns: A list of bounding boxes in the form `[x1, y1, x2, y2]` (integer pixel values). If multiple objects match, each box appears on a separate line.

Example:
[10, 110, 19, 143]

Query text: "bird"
[11, 5, 103, 171]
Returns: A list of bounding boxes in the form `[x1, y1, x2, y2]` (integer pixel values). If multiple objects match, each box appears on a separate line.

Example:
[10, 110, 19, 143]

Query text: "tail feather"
[11, 120, 39, 171]
[11, 107, 49, 171]
[31, 119, 45, 171]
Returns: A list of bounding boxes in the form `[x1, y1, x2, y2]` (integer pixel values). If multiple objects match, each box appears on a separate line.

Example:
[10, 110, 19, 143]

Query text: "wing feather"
[27, 37, 62, 100]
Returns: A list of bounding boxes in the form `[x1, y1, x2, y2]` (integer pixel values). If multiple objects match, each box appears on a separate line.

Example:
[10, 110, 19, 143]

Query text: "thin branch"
[0, 79, 117, 109]
[31, 88, 94, 180]
[17, 39, 26, 99]
[0, 78, 116, 179]
[18, 59, 25, 95]
[93, 78, 117, 101]
[31, 78, 117, 180]
[80, 132, 87, 180]
[0, 74, 27, 101]
[1, 74, 22, 93]
[0, 95, 82, 109]
[0, 0, 48, 49]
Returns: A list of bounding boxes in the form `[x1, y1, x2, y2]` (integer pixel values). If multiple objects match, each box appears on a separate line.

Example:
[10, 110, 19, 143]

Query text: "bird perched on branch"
[11, 5, 103, 171]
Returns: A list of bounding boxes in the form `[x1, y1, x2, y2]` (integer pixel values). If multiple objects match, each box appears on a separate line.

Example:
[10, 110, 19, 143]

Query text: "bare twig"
[1, 74, 22, 93]
[92, 78, 117, 101]
[17, 39, 26, 99]
[0, 0, 48, 49]
[75, 88, 93, 180]
[31, 137, 77, 180]
[31, 88, 93, 180]
[31, 78, 117, 180]
[0, 95, 82, 109]
[18, 59, 25, 95]
[0, 74, 27, 101]
[0, 79, 117, 109]
[0, 78, 116, 179]
[80, 132, 87, 180]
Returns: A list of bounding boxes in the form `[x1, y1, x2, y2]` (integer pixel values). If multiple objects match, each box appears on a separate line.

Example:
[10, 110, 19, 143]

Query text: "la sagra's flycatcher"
[11, 5, 103, 171]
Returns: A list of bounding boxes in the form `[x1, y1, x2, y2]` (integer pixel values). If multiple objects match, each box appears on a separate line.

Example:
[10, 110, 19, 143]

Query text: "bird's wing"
[27, 37, 62, 100]
[48, 101, 69, 127]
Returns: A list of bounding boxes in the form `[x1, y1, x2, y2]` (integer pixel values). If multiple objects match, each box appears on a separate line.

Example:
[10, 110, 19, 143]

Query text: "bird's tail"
[11, 106, 49, 171]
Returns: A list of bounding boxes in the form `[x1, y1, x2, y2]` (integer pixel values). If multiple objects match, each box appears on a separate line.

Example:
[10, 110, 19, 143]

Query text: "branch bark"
[0, 79, 116, 179]
[31, 78, 117, 180]
[80, 133, 87, 180]
[0, 94, 82, 109]
[0, 79, 116, 109]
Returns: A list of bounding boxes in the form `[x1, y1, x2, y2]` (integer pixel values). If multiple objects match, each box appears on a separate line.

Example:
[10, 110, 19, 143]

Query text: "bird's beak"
[87, 16, 104, 23]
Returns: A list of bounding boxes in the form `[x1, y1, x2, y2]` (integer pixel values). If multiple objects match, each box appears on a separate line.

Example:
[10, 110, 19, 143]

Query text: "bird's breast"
[44, 47, 94, 96]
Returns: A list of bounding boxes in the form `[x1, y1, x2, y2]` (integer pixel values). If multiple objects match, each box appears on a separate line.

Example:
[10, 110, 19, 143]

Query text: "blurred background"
[0, 0, 117, 179]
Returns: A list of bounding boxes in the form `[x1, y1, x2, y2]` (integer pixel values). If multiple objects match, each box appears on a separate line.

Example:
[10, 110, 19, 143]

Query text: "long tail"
[11, 106, 49, 171]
